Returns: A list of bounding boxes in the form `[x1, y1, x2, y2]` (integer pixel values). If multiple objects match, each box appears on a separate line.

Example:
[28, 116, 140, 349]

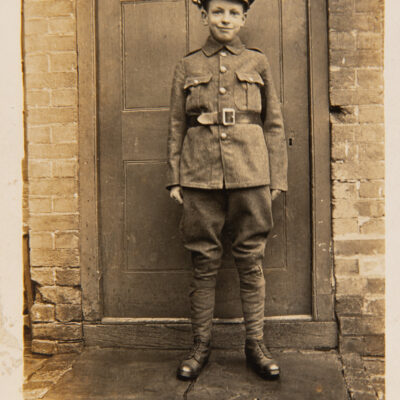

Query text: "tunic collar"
[202, 35, 245, 56]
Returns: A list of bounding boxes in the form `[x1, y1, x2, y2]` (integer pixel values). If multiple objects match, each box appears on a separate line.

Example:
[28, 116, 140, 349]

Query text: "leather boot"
[177, 336, 211, 380]
[245, 339, 280, 379]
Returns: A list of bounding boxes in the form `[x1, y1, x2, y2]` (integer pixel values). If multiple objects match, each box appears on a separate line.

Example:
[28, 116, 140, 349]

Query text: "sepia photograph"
[0, 0, 398, 399]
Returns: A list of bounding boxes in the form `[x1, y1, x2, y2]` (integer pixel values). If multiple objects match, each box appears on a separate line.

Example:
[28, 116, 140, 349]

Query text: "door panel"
[98, 0, 311, 318]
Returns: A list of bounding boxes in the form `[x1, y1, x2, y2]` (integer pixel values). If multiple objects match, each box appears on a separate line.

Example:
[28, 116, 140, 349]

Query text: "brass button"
[220, 65, 227, 73]
[220, 132, 227, 140]
[220, 51, 227, 57]
[219, 87, 227, 95]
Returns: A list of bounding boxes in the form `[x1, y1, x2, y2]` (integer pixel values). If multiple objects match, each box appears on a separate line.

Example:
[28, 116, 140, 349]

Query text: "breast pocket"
[184, 73, 212, 112]
[234, 71, 264, 112]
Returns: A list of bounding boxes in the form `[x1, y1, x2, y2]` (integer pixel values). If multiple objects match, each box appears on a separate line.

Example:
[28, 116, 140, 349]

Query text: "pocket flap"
[184, 73, 212, 89]
[235, 71, 264, 86]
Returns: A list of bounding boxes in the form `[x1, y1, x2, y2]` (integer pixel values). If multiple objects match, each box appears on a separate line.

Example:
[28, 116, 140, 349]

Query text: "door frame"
[77, 0, 335, 346]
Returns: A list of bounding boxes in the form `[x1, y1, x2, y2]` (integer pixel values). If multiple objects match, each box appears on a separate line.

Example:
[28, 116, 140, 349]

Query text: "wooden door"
[98, 0, 311, 319]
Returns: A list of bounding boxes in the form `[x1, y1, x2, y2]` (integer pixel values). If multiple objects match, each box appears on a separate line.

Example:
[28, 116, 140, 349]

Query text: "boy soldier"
[167, 0, 288, 380]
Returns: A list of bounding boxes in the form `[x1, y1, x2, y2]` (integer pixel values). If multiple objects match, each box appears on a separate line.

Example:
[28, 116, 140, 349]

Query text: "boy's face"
[201, 0, 247, 43]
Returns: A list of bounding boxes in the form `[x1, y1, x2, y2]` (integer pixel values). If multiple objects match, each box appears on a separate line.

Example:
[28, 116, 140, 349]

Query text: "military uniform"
[167, 33, 288, 344]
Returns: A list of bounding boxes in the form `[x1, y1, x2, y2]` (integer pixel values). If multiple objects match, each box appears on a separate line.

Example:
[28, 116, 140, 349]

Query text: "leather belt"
[187, 109, 262, 128]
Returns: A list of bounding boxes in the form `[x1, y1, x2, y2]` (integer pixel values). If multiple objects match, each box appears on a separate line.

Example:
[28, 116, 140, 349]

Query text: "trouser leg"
[181, 188, 226, 341]
[227, 186, 273, 340]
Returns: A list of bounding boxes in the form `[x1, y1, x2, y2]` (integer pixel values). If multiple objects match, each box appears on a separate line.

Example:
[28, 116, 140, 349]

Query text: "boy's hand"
[170, 185, 183, 205]
[271, 189, 281, 201]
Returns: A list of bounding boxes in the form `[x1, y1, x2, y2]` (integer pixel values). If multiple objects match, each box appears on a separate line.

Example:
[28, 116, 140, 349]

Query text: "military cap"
[192, 0, 255, 9]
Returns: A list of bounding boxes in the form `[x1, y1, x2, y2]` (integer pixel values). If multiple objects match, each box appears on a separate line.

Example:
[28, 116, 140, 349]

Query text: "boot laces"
[256, 341, 273, 360]
[186, 337, 208, 360]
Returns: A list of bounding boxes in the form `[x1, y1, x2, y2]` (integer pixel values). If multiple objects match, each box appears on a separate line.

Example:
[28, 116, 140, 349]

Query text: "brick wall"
[23, 0, 385, 365]
[23, 0, 82, 354]
[328, 0, 385, 360]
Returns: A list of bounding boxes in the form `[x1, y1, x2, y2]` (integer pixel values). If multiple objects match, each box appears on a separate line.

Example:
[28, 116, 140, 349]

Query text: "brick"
[29, 143, 78, 159]
[55, 232, 79, 249]
[354, 0, 383, 13]
[55, 268, 80, 286]
[332, 182, 358, 199]
[357, 124, 385, 142]
[335, 258, 359, 275]
[29, 233, 53, 249]
[339, 316, 385, 335]
[351, 390, 377, 400]
[342, 353, 364, 369]
[56, 304, 82, 322]
[357, 70, 383, 89]
[31, 267, 55, 285]
[24, 34, 76, 53]
[329, 31, 356, 50]
[31, 304, 55, 322]
[329, 50, 383, 68]
[358, 143, 384, 161]
[336, 296, 363, 315]
[367, 278, 385, 294]
[30, 248, 79, 267]
[331, 124, 359, 142]
[359, 181, 384, 198]
[29, 178, 77, 196]
[329, 14, 382, 32]
[27, 107, 77, 125]
[335, 276, 367, 296]
[31, 339, 57, 355]
[330, 88, 383, 106]
[24, 54, 48, 74]
[48, 16, 75, 34]
[28, 197, 52, 213]
[359, 257, 385, 276]
[339, 335, 384, 356]
[358, 105, 384, 124]
[51, 89, 77, 107]
[331, 142, 358, 161]
[329, 0, 354, 13]
[25, 72, 77, 90]
[332, 218, 358, 235]
[359, 218, 385, 235]
[49, 53, 76, 72]
[355, 200, 385, 218]
[357, 32, 383, 50]
[332, 161, 384, 180]
[363, 358, 385, 375]
[51, 124, 78, 143]
[28, 160, 52, 178]
[364, 298, 385, 315]
[56, 287, 81, 304]
[26, 90, 51, 107]
[332, 200, 358, 218]
[334, 239, 384, 256]
[52, 160, 78, 177]
[37, 286, 57, 303]
[24, 1, 74, 18]
[53, 197, 78, 213]
[329, 69, 356, 89]
[32, 323, 82, 341]
[24, 19, 49, 35]
[56, 342, 83, 354]
[28, 126, 51, 144]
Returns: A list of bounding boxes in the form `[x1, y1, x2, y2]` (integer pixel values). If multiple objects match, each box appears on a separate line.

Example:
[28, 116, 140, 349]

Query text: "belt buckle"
[222, 108, 235, 126]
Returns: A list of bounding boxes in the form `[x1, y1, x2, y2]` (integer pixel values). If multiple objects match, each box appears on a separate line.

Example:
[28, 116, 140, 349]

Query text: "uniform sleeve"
[166, 59, 186, 189]
[260, 56, 288, 191]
